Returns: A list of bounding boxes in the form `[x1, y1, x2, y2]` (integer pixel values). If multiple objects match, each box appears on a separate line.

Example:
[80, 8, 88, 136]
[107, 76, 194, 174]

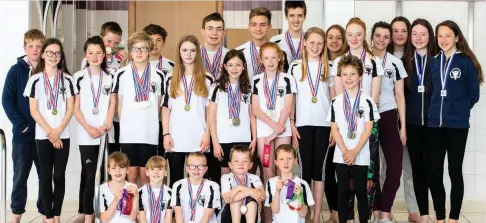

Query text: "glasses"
[131, 46, 150, 53]
[45, 51, 62, 58]
[186, 164, 207, 170]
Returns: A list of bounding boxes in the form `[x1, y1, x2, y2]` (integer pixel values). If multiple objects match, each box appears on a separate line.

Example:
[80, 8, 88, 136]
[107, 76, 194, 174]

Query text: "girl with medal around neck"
[328, 54, 379, 223]
[99, 152, 139, 223]
[208, 49, 256, 176]
[220, 145, 265, 223]
[323, 24, 345, 223]
[73, 36, 116, 223]
[427, 20, 482, 223]
[25, 38, 75, 223]
[288, 27, 333, 223]
[114, 32, 162, 186]
[402, 18, 437, 223]
[138, 156, 173, 223]
[162, 35, 213, 187]
[371, 21, 408, 223]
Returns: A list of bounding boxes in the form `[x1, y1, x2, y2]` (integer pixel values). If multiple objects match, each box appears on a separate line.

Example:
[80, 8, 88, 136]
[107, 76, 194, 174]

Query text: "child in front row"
[327, 54, 380, 223]
[264, 145, 314, 223]
[139, 156, 173, 223]
[220, 145, 265, 223]
[99, 152, 139, 223]
[170, 152, 221, 223]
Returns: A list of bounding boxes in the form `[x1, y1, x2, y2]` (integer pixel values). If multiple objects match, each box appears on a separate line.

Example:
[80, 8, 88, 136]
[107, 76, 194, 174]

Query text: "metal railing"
[1, 128, 7, 223]
[93, 133, 109, 222]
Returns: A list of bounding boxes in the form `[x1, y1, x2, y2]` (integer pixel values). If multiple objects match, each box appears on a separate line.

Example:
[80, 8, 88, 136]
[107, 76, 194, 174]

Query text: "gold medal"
[184, 104, 191, 111]
[232, 118, 240, 127]
[52, 109, 58, 115]
[311, 97, 318, 103]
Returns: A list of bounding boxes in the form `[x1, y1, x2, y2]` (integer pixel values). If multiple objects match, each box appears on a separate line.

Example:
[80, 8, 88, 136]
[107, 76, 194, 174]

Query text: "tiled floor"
[0, 200, 485, 222]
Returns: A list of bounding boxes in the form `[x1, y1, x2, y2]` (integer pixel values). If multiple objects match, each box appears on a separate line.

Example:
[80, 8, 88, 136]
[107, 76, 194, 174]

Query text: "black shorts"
[120, 143, 158, 167]
[158, 121, 165, 157]
[220, 142, 251, 168]
[220, 197, 258, 223]
[297, 126, 331, 182]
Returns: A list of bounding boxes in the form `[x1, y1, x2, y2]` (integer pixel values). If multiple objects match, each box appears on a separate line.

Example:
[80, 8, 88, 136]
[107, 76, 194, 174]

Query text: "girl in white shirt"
[209, 49, 256, 176]
[73, 36, 116, 223]
[162, 35, 214, 186]
[289, 27, 332, 223]
[24, 38, 75, 223]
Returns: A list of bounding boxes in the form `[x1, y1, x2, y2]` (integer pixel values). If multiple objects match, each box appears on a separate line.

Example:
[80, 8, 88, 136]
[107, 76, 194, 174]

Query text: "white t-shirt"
[23, 72, 77, 140]
[209, 83, 252, 143]
[378, 52, 408, 113]
[330, 53, 384, 97]
[326, 92, 380, 166]
[112, 63, 163, 145]
[99, 181, 138, 223]
[264, 176, 314, 223]
[149, 56, 174, 76]
[271, 33, 303, 64]
[252, 72, 297, 138]
[162, 73, 214, 152]
[289, 60, 333, 127]
[201, 46, 229, 80]
[236, 41, 263, 81]
[139, 184, 172, 223]
[170, 179, 221, 223]
[73, 68, 115, 145]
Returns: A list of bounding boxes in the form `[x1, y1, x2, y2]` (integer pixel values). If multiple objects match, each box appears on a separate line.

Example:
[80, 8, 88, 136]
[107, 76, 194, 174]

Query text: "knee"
[53, 173, 65, 184]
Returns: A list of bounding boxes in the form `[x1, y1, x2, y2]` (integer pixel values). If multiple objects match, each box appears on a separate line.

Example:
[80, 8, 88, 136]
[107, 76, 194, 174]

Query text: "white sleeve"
[375, 58, 385, 77]
[326, 100, 334, 122]
[65, 75, 77, 97]
[23, 76, 36, 98]
[99, 184, 108, 212]
[264, 179, 273, 207]
[397, 59, 408, 79]
[207, 182, 221, 209]
[301, 180, 315, 206]
[330, 58, 339, 77]
[81, 58, 87, 70]
[288, 74, 298, 94]
[221, 174, 231, 194]
[365, 98, 380, 122]
[170, 181, 182, 207]
[250, 174, 263, 188]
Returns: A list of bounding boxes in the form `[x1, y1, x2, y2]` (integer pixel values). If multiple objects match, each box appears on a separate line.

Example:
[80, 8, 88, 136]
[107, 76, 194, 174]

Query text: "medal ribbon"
[348, 50, 366, 88]
[381, 52, 387, 69]
[343, 89, 361, 133]
[182, 75, 195, 106]
[414, 51, 427, 86]
[306, 60, 322, 100]
[227, 84, 241, 119]
[263, 72, 279, 111]
[148, 185, 164, 223]
[87, 68, 104, 111]
[250, 41, 264, 75]
[188, 179, 205, 221]
[232, 173, 248, 205]
[285, 31, 303, 60]
[440, 50, 457, 92]
[156, 56, 163, 70]
[43, 70, 61, 111]
[131, 62, 150, 102]
[202, 46, 223, 78]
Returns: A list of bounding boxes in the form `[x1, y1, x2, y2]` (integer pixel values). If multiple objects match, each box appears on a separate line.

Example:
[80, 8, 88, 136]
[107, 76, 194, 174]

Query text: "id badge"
[441, 90, 447, 97]
[418, 86, 425, 93]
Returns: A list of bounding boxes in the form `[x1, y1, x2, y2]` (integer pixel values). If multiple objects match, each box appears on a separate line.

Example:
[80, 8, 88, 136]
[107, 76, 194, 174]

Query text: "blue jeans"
[11, 142, 44, 215]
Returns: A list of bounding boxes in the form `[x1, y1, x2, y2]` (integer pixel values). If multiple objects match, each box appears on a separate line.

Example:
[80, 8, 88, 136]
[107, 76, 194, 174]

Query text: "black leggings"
[36, 139, 70, 219]
[297, 126, 330, 182]
[426, 127, 468, 220]
[324, 145, 338, 211]
[336, 164, 369, 223]
[78, 145, 98, 215]
[406, 123, 429, 216]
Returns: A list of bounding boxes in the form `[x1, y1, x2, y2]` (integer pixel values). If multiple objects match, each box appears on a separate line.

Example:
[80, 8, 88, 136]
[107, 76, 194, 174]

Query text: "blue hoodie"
[405, 54, 432, 126]
[428, 51, 480, 129]
[2, 56, 36, 143]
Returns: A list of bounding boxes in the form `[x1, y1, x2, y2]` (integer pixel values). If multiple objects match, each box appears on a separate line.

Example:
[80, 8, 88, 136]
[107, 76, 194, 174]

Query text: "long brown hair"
[300, 27, 329, 82]
[343, 17, 373, 57]
[387, 16, 413, 58]
[83, 36, 109, 74]
[218, 49, 251, 94]
[326, 24, 346, 60]
[259, 42, 286, 72]
[404, 18, 437, 90]
[435, 20, 483, 84]
[170, 35, 209, 98]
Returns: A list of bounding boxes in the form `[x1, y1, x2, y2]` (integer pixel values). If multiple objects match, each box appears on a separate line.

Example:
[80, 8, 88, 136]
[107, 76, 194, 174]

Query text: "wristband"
[163, 133, 170, 137]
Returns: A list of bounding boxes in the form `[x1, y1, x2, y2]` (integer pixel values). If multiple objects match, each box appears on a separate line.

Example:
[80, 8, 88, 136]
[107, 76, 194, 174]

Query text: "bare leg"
[127, 167, 139, 184]
[222, 167, 231, 175]
[312, 180, 324, 223]
[139, 167, 149, 185]
[230, 202, 243, 223]
[258, 138, 275, 223]
[245, 202, 258, 223]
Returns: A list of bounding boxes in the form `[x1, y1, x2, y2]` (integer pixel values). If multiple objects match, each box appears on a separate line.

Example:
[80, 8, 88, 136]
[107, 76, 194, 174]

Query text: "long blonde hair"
[300, 27, 329, 82]
[170, 35, 208, 98]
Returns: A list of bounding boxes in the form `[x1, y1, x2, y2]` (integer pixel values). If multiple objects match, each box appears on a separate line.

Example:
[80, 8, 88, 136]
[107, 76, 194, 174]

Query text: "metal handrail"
[1, 129, 7, 223]
[93, 133, 109, 221]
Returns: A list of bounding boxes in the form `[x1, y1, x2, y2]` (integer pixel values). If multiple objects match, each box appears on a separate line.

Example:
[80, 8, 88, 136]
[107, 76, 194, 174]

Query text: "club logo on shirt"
[365, 65, 372, 75]
[358, 108, 364, 119]
[450, 68, 461, 80]
[103, 85, 111, 95]
[150, 82, 157, 93]
[198, 196, 206, 206]
[385, 69, 395, 79]
[162, 68, 169, 75]
[278, 87, 284, 98]
[242, 94, 250, 104]
[60, 86, 66, 95]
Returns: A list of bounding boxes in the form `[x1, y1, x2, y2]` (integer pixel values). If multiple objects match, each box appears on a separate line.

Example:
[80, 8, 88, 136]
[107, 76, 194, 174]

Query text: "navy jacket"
[404, 54, 432, 126]
[428, 52, 480, 129]
[2, 56, 36, 143]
